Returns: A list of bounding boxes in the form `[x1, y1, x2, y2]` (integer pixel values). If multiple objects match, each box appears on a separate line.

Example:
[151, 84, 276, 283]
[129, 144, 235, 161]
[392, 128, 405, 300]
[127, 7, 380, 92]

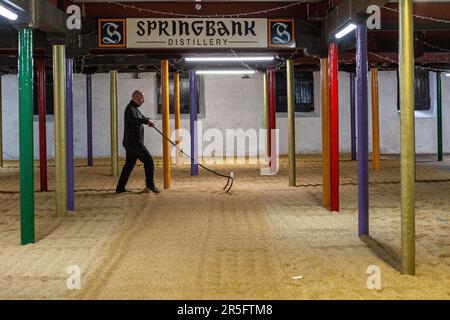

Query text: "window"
[275, 70, 314, 113]
[33, 72, 54, 115]
[156, 73, 200, 115]
[397, 70, 431, 111]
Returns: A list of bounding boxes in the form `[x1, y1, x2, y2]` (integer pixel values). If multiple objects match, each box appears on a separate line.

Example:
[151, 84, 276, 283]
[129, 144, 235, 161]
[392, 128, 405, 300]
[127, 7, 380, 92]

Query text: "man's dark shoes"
[116, 187, 129, 194]
[143, 184, 160, 194]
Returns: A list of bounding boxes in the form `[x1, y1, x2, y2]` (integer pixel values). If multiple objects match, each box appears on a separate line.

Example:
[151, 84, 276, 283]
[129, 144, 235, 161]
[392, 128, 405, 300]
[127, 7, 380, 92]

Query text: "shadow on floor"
[36, 218, 64, 242]
[360, 234, 402, 273]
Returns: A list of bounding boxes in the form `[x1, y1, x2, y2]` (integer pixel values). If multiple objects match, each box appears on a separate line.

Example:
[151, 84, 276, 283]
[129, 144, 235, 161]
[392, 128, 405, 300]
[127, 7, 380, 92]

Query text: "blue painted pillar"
[189, 70, 199, 176]
[66, 58, 74, 211]
[350, 72, 357, 161]
[356, 24, 369, 237]
[86, 74, 93, 166]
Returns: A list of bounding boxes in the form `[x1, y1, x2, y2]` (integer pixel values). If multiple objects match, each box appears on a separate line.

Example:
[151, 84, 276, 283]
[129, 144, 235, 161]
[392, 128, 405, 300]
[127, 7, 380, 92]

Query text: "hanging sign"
[98, 18, 296, 49]
[127, 18, 267, 48]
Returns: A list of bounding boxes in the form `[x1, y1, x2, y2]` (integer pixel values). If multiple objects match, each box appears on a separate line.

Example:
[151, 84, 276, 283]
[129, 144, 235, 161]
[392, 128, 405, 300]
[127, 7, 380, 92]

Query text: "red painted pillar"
[37, 60, 47, 192]
[268, 69, 277, 158]
[329, 43, 339, 212]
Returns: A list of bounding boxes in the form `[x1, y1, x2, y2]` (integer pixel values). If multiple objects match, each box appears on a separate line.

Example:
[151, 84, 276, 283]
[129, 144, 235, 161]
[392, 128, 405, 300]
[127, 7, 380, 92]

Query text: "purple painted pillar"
[86, 74, 93, 167]
[189, 70, 198, 176]
[350, 72, 357, 161]
[66, 58, 74, 211]
[356, 24, 369, 236]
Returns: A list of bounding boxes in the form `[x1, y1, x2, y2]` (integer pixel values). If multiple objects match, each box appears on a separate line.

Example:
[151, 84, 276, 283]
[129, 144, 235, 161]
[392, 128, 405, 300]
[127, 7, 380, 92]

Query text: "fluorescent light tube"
[186, 57, 274, 62]
[0, 4, 18, 21]
[335, 23, 356, 39]
[196, 70, 256, 75]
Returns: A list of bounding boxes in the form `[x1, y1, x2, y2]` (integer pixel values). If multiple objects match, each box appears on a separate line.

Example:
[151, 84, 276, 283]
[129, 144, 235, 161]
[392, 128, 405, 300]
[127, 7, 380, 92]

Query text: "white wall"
[1, 70, 449, 159]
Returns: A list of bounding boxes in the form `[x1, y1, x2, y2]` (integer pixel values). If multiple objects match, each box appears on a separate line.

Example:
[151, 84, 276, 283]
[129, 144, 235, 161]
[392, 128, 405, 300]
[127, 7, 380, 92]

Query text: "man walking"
[116, 90, 160, 194]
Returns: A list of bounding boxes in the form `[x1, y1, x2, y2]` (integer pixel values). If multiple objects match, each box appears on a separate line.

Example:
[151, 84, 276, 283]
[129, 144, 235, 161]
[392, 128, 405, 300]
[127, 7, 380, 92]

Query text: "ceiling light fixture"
[0, 4, 18, 21]
[196, 70, 256, 75]
[335, 23, 356, 39]
[186, 57, 274, 62]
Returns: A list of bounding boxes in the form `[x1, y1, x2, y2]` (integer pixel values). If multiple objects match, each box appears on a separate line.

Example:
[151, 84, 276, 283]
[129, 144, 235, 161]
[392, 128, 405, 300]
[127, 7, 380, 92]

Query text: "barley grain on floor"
[0, 156, 449, 299]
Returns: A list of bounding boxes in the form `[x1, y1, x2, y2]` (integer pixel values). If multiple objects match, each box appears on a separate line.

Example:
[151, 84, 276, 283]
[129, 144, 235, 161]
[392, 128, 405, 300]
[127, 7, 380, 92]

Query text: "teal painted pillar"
[437, 72, 443, 162]
[18, 28, 35, 245]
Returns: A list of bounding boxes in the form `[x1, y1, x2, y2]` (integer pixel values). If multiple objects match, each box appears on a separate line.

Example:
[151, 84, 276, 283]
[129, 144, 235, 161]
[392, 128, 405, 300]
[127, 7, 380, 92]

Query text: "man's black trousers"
[117, 145, 155, 190]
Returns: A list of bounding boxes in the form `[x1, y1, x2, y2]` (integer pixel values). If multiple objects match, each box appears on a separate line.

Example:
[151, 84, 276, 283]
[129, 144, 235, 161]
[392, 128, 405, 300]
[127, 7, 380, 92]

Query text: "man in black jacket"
[116, 90, 160, 194]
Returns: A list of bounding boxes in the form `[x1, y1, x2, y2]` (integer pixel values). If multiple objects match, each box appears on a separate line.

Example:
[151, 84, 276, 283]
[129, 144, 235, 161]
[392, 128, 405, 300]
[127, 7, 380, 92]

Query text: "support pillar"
[350, 72, 357, 161]
[399, 0, 416, 275]
[437, 72, 443, 162]
[268, 69, 277, 160]
[371, 68, 381, 170]
[263, 72, 269, 157]
[86, 74, 93, 166]
[37, 60, 47, 192]
[287, 60, 296, 186]
[321, 59, 330, 209]
[356, 24, 369, 237]
[189, 70, 198, 176]
[329, 43, 340, 212]
[174, 73, 182, 164]
[66, 58, 74, 211]
[0, 76, 3, 168]
[161, 60, 171, 187]
[18, 28, 35, 243]
[110, 70, 119, 177]
[53, 45, 67, 216]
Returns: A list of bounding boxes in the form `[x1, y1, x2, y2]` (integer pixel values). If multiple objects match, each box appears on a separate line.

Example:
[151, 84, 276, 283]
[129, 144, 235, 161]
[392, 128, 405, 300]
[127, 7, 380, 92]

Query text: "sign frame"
[268, 19, 296, 48]
[98, 18, 127, 48]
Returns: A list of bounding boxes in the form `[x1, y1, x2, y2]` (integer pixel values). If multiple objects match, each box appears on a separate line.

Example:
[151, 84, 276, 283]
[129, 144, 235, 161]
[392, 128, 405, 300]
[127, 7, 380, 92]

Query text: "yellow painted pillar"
[399, 0, 416, 275]
[110, 70, 119, 177]
[174, 73, 182, 164]
[263, 72, 269, 157]
[161, 60, 171, 189]
[371, 68, 381, 171]
[287, 60, 296, 186]
[53, 45, 67, 216]
[321, 58, 330, 209]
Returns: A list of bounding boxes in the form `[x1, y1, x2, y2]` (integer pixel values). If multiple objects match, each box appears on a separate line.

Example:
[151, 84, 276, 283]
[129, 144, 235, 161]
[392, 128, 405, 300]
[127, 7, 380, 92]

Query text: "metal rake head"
[223, 171, 234, 193]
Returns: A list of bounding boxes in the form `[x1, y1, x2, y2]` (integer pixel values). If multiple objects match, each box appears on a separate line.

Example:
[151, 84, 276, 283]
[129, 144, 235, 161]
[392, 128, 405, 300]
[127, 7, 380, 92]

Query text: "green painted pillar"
[437, 72, 443, 162]
[18, 28, 35, 245]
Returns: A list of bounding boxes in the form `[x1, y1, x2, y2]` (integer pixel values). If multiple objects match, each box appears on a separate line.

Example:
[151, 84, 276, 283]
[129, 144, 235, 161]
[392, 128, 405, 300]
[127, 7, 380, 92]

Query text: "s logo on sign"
[268, 19, 296, 48]
[103, 23, 122, 44]
[272, 23, 291, 44]
[98, 19, 126, 48]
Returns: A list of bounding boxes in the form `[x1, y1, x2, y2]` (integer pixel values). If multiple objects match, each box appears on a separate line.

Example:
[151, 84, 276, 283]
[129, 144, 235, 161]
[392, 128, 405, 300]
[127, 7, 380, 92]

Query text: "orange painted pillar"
[321, 58, 330, 209]
[161, 60, 171, 188]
